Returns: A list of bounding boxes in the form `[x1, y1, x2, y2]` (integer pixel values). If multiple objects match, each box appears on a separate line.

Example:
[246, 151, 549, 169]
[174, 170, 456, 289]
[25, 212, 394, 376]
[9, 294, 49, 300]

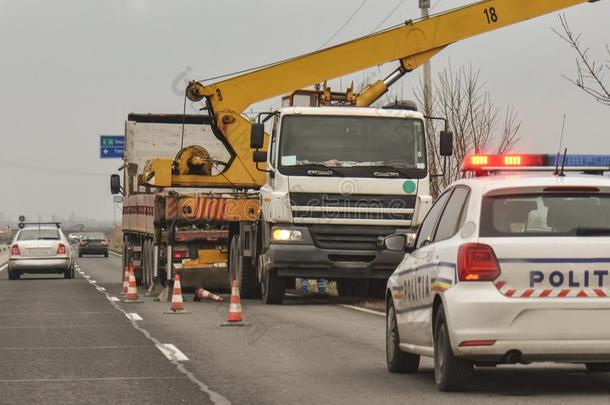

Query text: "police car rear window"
[480, 193, 610, 237]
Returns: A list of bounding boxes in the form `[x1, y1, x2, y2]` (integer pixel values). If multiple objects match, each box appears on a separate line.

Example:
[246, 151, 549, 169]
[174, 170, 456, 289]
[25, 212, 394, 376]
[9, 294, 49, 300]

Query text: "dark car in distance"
[79, 233, 109, 258]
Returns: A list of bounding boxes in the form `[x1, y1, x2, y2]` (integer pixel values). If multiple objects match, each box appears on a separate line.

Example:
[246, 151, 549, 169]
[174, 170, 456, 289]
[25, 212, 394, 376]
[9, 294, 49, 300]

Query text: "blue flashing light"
[546, 154, 610, 168]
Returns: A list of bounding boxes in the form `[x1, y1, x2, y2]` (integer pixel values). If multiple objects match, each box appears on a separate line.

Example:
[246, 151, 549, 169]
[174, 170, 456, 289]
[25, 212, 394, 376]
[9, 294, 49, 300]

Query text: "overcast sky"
[0, 0, 608, 222]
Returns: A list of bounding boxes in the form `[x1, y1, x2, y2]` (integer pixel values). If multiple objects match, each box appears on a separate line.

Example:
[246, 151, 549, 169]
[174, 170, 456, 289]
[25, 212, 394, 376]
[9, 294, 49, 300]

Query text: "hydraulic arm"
[147, 0, 600, 189]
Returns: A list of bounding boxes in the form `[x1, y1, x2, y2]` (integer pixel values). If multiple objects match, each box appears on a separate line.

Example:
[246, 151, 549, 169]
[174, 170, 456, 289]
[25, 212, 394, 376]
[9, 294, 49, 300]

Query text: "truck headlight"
[272, 229, 303, 241]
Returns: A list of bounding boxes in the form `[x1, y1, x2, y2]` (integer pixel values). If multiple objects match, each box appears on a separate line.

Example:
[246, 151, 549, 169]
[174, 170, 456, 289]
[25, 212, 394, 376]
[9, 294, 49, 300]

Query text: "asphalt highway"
[1, 254, 610, 404]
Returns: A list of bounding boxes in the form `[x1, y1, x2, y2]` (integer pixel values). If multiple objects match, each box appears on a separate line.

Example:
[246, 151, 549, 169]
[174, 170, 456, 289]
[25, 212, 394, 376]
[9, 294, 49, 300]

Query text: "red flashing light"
[57, 243, 66, 255]
[469, 155, 489, 166]
[11, 244, 20, 256]
[459, 340, 496, 347]
[503, 155, 522, 166]
[463, 154, 544, 171]
[172, 250, 188, 260]
[458, 243, 500, 282]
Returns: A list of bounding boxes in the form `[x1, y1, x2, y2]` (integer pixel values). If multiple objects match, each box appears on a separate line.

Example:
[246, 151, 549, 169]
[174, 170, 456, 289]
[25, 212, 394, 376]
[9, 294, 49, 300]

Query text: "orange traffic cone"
[221, 280, 248, 326]
[120, 266, 130, 296]
[122, 267, 142, 303]
[194, 287, 224, 302]
[165, 274, 190, 314]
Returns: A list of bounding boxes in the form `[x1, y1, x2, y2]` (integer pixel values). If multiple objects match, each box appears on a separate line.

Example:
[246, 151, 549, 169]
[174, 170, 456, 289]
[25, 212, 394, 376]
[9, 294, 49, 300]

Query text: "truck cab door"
[260, 116, 281, 222]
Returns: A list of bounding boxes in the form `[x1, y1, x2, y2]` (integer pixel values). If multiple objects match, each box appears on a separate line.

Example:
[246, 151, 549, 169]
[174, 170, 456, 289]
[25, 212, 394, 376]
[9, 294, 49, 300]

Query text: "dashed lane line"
[125, 313, 143, 321]
[79, 263, 230, 405]
[0, 263, 7, 272]
[156, 343, 189, 362]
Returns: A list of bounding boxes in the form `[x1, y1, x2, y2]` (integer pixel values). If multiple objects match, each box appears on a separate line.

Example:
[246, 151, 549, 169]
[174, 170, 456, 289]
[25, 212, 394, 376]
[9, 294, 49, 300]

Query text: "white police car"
[384, 154, 610, 391]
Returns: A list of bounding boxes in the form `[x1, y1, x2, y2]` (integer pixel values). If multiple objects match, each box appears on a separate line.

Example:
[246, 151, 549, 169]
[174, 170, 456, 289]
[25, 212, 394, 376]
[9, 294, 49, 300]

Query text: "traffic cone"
[194, 287, 224, 302]
[165, 274, 190, 314]
[120, 267, 130, 296]
[122, 267, 142, 303]
[221, 280, 248, 326]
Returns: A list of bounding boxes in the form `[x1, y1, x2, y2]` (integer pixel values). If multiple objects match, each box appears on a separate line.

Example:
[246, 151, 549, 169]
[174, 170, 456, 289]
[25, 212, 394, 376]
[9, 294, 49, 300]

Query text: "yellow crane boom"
[145, 0, 600, 189]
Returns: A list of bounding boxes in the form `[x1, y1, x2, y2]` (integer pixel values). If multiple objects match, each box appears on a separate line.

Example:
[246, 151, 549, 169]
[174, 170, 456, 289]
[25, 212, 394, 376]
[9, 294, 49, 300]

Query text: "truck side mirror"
[439, 131, 453, 157]
[250, 123, 265, 149]
[110, 174, 121, 195]
[253, 151, 268, 163]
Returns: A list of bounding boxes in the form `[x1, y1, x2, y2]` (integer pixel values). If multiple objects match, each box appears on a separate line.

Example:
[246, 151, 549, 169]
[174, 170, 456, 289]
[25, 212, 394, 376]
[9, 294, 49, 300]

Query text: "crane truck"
[120, 0, 601, 304]
[111, 114, 245, 294]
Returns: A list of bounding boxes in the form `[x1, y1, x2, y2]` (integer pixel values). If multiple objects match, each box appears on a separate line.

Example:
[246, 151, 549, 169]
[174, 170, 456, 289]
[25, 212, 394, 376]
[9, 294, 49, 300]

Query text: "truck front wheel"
[261, 266, 285, 305]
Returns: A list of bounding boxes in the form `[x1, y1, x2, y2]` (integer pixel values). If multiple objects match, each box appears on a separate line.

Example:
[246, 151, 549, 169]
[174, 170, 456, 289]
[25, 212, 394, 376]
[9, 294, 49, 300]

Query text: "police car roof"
[453, 173, 610, 196]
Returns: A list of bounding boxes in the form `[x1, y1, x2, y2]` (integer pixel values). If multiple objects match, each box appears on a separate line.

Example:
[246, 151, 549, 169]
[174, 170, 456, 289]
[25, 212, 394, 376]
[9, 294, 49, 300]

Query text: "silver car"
[7, 224, 75, 280]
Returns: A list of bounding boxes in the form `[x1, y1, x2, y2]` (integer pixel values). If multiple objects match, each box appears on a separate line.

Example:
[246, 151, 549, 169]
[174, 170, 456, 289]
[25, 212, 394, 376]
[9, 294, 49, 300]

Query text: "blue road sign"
[100, 135, 125, 159]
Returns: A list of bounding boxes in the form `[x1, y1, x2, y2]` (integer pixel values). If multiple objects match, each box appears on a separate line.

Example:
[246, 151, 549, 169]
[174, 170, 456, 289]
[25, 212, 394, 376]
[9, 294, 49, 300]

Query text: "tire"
[7, 269, 20, 280]
[261, 266, 286, 304]
[386, 300, 420, 373]
[434, 306, 473, 392]
[229, 235, 257, 298]
[585, 363, 610, 372]
[337, 279, 368, 298]
[104, 251, 108, 258]
[78, 251, 83, 258]
[64, 266, 74, 279]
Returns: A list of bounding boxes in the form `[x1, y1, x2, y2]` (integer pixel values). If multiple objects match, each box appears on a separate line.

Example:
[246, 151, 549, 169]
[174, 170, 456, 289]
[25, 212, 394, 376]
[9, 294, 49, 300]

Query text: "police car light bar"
[462, 154, 610, 173]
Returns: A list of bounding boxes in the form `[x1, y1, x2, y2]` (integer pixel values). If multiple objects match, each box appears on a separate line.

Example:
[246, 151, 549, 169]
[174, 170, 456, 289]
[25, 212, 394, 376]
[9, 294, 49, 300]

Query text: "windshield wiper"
[295, 163, 344, 177]
[575, 227, 610, 236]
[358, 165, 415, 178]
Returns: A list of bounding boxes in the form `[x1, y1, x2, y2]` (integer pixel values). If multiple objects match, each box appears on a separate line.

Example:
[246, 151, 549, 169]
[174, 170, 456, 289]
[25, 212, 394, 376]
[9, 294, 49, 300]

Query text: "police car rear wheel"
[585, 363, 610, 372]
[434, 306, 473, 391]
[386, 301, 420, 373]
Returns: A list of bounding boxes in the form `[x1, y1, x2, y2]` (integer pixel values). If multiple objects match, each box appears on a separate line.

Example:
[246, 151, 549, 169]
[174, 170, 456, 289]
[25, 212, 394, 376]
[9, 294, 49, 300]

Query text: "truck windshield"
[480, 193, 610, 237]
[278, 115, 426, 170]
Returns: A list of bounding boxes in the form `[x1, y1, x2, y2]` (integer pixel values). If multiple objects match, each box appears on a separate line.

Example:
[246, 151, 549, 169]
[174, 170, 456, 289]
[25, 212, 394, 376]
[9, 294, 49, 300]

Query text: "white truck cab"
[252, 104, 452, 301]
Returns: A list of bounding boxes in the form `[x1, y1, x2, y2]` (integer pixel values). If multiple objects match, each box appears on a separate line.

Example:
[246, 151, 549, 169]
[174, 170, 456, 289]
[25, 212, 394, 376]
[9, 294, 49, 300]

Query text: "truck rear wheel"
[261, 267, 286, 305]
[229, 235, 256, 298]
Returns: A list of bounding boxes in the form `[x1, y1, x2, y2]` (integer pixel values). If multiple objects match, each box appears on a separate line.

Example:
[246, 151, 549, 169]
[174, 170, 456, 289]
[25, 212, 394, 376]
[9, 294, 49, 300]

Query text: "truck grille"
[290, 193, 416, 209]
[309, 225, 396, 250]
[290, 193, 415, 222]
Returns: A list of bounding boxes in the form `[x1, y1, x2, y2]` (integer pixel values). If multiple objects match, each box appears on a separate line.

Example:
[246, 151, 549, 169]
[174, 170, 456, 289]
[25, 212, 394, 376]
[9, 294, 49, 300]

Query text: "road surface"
[1, 254, 610, 404]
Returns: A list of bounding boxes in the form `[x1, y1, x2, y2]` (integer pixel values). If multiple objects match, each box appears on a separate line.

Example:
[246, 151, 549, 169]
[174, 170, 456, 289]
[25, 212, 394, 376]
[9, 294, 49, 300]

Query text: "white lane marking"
[96, 287, 106, 292]
[0, 264, 7, 272]
[156, 343, 189, 362]
[85, 264, 230, 405]
[89, 280, 97, 284]
[338, 304, 384, 317]
[109, 251, 122, 258]
[125, 313, 143, 321]
[287, 292, 385, 317]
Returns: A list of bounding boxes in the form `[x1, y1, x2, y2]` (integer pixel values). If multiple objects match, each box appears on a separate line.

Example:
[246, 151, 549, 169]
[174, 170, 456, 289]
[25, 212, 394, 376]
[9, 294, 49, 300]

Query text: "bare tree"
[411, 65, 521, 197]
[554, 15, 610, 107]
